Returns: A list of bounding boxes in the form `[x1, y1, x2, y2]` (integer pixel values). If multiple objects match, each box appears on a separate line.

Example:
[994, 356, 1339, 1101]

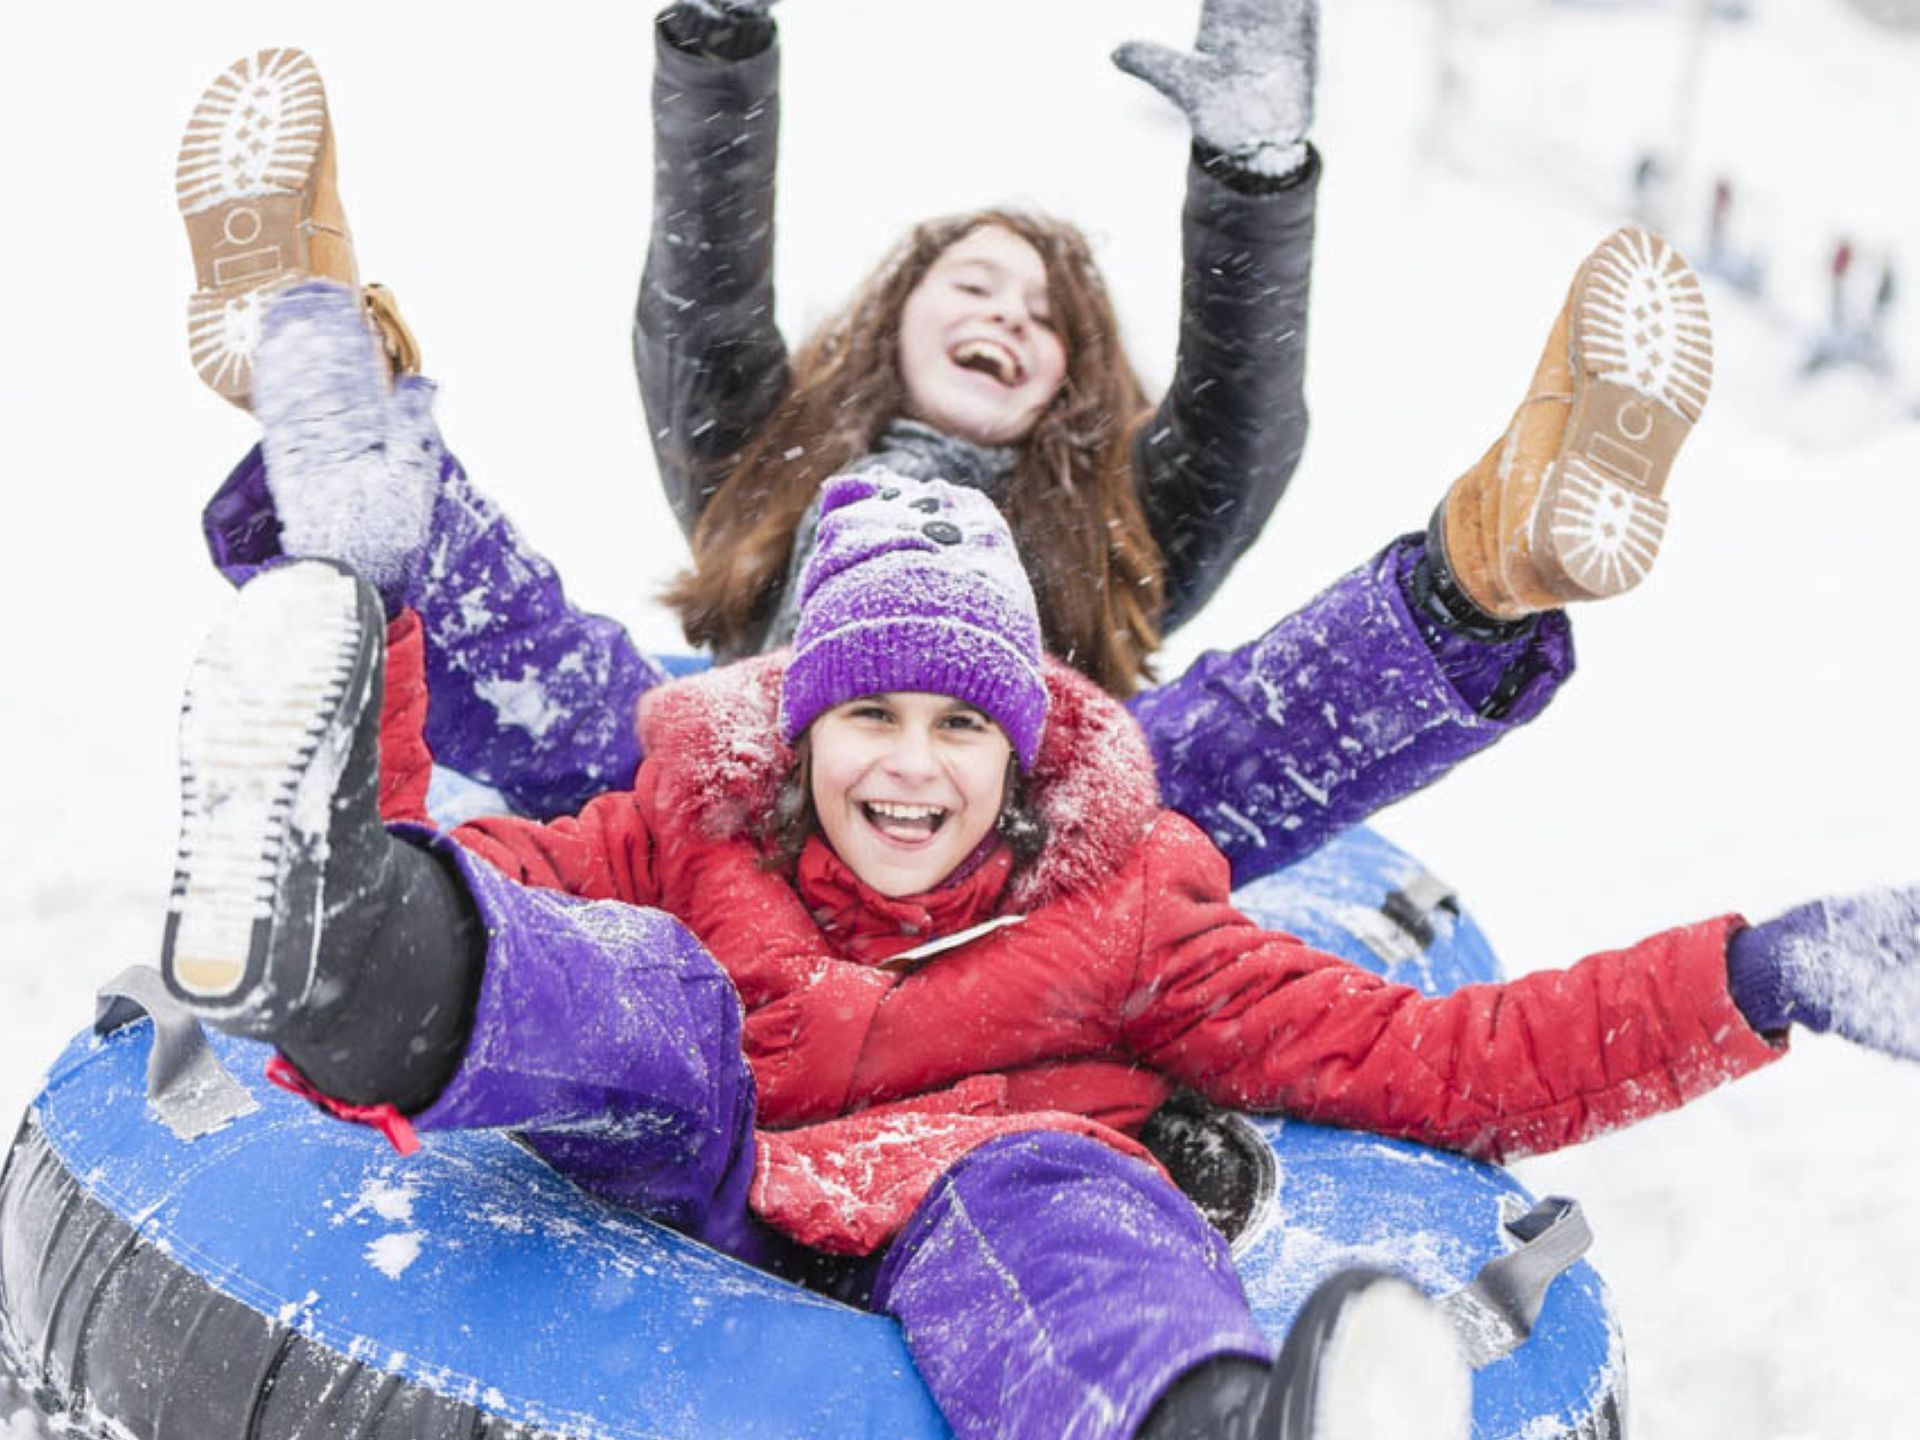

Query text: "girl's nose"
[987, 292, 1026, 335]
[882, 724, 940, 777]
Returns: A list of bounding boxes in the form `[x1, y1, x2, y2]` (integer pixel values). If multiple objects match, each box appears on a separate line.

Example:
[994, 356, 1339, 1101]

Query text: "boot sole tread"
[163, 564, 368, 1013]
[177, 48, 332, 403]
[1537, 227, 1713, 600]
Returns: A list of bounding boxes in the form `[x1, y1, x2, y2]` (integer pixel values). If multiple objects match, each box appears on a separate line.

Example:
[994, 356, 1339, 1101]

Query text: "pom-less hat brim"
[781, 616, 1049, 770]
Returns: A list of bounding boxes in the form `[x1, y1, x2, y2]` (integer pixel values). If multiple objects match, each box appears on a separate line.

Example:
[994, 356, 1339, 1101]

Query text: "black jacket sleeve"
[634, 11, 790, 535]
[1134, 147, 1320, 634]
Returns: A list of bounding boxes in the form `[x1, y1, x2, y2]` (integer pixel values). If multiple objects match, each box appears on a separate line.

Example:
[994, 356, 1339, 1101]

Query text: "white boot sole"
[177, 48, 333, 404]
[163, 564, 371, 1020]
[1272, 1270, 1472, 1440]
[1307, 1280, 1471, 1440]
[1536, 226, 1714, 600]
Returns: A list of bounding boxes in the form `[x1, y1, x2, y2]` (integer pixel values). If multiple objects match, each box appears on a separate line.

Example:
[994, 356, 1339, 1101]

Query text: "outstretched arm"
[1119, 817, 1784, 1163]
[1115, 0, 1321, 631]
[636, 2, 790, 533]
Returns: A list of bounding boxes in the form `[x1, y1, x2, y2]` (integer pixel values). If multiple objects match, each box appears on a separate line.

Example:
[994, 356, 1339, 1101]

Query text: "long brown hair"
[660, 210, 1167, 696]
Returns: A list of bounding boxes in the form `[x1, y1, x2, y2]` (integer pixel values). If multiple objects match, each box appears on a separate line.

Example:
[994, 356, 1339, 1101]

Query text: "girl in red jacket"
[161, 475, 1919, 1440]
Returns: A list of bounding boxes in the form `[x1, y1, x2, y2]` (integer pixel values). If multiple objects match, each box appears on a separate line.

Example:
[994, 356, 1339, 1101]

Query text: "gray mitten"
[254, 283, 440, 611]
[1726, 884, 1920, 1061]
[1113, 0, 1318, 179]
[662, 0, 778, 59]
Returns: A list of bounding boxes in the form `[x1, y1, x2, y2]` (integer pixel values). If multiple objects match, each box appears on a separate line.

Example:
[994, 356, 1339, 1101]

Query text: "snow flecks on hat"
[778, 472, 1049, 768]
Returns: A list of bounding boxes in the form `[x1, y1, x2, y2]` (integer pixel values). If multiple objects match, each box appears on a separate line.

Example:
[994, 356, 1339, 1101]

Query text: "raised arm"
[206, 434, 664, 820]
[207, 283, 667, 820]
[635, 2, 790, 532]
[1115, 0, 1321, 632]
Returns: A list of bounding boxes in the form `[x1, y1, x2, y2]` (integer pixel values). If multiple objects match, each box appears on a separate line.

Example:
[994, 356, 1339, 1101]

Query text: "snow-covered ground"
[2, 1, 1916, 1435]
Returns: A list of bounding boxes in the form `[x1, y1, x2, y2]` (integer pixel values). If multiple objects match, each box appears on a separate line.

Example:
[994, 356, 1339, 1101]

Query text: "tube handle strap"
[1442, 1195, 1594, 1368]
[95, 964, 258, 1141]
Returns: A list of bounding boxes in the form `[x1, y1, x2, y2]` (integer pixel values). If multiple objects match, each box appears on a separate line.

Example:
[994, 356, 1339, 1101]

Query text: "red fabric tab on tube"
[266, 1054, 421, 1156]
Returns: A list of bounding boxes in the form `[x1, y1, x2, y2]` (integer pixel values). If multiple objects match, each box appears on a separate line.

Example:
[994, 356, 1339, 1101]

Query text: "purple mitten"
[1727, 885, 1920, 1059]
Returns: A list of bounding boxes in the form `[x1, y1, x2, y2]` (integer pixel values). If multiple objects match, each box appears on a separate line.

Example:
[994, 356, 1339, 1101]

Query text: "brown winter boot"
[177, 48, 420, 408]
[1431, 227, 1713, 620]
[362, 282, 422, 381]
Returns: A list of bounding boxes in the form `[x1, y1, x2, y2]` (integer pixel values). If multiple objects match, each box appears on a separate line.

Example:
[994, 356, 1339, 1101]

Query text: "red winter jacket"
[379, 612, 1783, 1253]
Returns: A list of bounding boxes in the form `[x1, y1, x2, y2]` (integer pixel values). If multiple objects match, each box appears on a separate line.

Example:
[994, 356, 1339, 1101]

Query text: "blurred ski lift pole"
[1424, 0, 1465, 165]
[1659, 0, 1716, 236]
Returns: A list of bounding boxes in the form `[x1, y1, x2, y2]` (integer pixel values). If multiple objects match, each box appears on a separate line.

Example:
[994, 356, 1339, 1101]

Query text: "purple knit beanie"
[779, 472, 1049, 769]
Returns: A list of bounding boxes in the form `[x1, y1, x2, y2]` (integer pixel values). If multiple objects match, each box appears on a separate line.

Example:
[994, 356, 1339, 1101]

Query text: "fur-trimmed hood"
[636, 653, 1162, 911]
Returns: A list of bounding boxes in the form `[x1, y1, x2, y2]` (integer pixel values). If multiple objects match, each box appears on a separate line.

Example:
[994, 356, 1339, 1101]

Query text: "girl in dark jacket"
[636, 0, 1322, 684]
[162, 473, 1919, 1440]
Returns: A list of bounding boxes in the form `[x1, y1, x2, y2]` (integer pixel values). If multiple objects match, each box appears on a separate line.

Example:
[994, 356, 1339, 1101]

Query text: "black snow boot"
[270, 832, 480, 1114]
[1139, 1269, 1470, 1440]
[161, 559, 479, 1112]
[1138, 1356, 1273, 1440]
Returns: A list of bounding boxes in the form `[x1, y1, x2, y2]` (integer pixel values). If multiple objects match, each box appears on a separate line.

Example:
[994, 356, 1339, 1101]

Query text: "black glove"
[1113, 0, 1317, 179]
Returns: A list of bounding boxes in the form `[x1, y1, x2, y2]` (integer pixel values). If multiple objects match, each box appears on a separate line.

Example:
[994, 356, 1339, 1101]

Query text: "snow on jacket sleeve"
[634, 15, 788, 534]
[1135, 151, 1319, 634]
[204, 439, 666, 821]
[1130, 537, 1574, 886]
[1118, 813, 1785, 1164]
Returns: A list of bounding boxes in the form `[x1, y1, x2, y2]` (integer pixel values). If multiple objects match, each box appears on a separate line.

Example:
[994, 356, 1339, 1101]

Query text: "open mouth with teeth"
[950, 339, 1022, 387]
[860, 799, 951, 843]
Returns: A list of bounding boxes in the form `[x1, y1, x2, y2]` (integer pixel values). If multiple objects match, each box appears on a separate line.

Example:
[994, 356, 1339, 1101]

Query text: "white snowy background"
[3, 0, 1917, 1435]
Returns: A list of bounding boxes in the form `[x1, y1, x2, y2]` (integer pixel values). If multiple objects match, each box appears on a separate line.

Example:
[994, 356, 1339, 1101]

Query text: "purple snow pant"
[414, 837, 1265, 1440]
[872, 1134, 1267, 1440]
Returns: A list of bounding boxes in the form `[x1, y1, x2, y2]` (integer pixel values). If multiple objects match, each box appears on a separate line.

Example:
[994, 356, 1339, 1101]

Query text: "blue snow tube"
[0, 827, 1621, 1440]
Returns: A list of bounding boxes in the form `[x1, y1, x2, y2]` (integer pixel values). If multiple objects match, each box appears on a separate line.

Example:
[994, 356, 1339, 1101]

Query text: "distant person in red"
[1830, 236, 1857, 331]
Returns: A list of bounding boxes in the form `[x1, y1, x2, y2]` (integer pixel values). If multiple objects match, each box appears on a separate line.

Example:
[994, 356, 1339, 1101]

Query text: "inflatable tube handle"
[1442, 1196, 1593, 1368]
[94, 965, 258, 1141]
[1355, 870, 1460, 964]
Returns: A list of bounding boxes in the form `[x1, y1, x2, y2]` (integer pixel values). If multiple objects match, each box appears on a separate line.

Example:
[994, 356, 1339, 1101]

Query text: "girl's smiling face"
[808, 691, 1014, 898]
[896, 225, 1069, 447]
